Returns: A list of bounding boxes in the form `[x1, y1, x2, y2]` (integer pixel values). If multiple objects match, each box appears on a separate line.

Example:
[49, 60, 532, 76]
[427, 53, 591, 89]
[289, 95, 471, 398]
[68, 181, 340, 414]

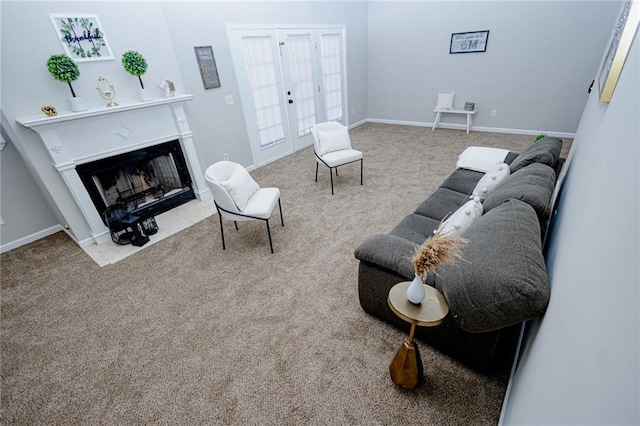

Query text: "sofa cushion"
[433, 199, 550, 333]
[390, 214, 441, 245]
[483, 163, 556, 220]
[509, 137, 562, 173]
[472, 163, 510, 200]
[414, 188, 471, 221]
[439, 168, 484, 194]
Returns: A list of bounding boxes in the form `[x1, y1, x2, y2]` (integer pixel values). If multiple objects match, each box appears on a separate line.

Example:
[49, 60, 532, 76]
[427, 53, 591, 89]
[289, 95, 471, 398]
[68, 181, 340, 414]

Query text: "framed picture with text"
[450, 30, 489, 54]
[194, 46, 221, 89]
[49, 14, 113, 62]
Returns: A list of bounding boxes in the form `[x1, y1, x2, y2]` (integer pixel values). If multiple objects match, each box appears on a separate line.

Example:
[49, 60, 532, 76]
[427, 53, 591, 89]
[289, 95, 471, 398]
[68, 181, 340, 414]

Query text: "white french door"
[228, 26, 346, 167]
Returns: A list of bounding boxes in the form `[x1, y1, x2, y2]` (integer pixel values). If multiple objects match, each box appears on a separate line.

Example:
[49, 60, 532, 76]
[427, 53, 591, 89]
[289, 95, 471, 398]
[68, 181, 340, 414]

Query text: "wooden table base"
[389, 322, 424, 389]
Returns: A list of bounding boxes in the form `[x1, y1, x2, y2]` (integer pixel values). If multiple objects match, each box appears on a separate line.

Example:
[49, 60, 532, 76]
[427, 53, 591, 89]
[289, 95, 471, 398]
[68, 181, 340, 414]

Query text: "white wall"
[367, 1, 620, 134]
[161, 1, 369, 168]
[501, 12, 639, 426]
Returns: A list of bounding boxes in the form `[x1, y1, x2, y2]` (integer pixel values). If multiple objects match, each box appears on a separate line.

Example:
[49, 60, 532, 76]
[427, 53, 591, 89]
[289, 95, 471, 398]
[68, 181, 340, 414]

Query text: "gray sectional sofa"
[354, 138, 564, 371]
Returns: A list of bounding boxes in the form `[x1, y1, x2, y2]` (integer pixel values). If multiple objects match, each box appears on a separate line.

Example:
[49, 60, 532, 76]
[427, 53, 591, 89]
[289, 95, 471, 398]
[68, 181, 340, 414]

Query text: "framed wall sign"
[49, 14, 113, 62]
[194, 46, 221, 89]
[450, 30, 489, 54]
[598, 0, 639, 102]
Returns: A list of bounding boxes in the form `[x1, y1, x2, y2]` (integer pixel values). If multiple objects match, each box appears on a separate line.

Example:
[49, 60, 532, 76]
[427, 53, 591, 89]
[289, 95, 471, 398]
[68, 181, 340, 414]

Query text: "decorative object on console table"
[46, 53, 87, 112]
[122, 50, 151, 101]
[409, 222, 467, 303]
[194, 46, 221, 89]
[450, 30, 489, 54]
[464, 102, 475, 111]
[598, 0, 639, 102]
[49, 14, 113, 62]
[96, 76, 118, 107]
[406, 274, 426, 304]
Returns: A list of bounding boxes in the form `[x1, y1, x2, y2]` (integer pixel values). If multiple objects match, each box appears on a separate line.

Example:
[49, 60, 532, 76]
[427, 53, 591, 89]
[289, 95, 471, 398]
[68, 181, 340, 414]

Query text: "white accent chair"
[311, 121, 363, 195]
[204, 161, 284, 254]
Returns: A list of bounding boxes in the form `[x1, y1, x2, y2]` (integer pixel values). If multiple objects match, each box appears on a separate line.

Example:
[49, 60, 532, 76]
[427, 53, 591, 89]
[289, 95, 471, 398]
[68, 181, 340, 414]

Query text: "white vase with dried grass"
[408, 224, 467, 305]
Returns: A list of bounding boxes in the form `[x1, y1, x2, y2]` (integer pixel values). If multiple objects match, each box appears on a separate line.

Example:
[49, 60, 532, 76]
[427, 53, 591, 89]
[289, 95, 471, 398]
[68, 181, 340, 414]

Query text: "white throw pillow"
[435, 92, 455, 110]
[318, 127, 352, 156]
[219, 165, 260, 211]
[456, 146, 510, 172]
[440, 197, 483, 236]
[472, 163, 510, 200]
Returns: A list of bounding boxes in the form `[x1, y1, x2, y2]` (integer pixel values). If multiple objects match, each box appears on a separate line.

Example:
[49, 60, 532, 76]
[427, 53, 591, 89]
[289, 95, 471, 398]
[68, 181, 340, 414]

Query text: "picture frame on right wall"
[450, 30, 489, 54]
[598, 0, 640, 102]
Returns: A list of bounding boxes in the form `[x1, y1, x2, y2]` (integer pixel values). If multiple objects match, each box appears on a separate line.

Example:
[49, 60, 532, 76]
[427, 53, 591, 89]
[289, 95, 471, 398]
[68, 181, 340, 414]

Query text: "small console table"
[432, 109, 476, 134]
[387, 281, 449, 389]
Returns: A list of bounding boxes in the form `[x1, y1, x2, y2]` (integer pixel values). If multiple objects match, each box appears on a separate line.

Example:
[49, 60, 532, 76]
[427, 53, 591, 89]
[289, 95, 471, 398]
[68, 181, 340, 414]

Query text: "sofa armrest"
[354, 234, 416, 279]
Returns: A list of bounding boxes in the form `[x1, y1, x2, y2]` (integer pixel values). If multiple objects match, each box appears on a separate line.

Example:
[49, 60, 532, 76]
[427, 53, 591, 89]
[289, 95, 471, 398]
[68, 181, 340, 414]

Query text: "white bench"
[432, 109, 476, 134]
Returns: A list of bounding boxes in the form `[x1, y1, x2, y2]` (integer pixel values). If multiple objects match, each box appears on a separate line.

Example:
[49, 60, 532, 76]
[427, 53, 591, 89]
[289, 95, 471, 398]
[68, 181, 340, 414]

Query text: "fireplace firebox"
[77, 140, 195, 225]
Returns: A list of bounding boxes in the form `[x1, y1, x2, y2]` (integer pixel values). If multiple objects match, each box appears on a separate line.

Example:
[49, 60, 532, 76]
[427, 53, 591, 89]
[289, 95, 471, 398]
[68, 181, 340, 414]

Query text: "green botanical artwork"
[50, 14, 113, 62]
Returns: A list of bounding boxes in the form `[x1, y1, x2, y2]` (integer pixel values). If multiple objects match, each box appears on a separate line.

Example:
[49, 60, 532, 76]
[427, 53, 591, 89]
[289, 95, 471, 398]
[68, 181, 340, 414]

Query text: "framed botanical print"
[50, 14, 114, 62]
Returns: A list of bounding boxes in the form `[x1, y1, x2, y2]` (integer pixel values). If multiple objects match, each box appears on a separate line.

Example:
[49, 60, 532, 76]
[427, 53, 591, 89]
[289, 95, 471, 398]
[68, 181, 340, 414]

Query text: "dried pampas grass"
[411, 223, 467, 278]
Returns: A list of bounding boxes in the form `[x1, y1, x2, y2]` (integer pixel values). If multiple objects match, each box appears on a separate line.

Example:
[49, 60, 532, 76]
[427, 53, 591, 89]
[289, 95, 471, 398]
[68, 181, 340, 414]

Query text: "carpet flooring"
[1, 123, 570, 424]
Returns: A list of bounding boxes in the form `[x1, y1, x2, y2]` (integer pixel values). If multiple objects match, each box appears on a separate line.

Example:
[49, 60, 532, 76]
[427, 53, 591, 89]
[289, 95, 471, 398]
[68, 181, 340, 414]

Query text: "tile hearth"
[82, 199, 213, 266]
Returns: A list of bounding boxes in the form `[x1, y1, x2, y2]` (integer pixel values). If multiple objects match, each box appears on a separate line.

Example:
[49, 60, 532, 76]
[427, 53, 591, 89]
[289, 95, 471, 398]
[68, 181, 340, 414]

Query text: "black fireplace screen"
[77, 140, 195, 224]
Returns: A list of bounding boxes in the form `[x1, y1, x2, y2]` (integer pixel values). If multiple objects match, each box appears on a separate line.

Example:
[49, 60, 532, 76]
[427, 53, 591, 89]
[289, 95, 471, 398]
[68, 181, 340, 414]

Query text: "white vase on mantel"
[67, 96, 87, 112]
[137, 88, 152, 102]
[407, 274, 426, 304]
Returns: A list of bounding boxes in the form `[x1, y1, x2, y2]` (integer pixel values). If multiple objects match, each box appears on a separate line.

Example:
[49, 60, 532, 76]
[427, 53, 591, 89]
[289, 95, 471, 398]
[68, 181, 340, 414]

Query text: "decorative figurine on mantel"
[96, 76, 118, 107]
[157, 80, 176, 98]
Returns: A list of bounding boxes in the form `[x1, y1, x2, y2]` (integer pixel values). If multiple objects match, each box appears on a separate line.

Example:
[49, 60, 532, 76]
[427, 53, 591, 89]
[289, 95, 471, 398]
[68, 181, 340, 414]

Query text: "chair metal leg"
[330, 167, 335, 195]
[360, 159, 364, 186]
[266, 219, 274, 254]
[278, 199, 284, 226]
[234, 221, 238, 230]
[218, 213, 226, 250]
[315, 162, 319, 182]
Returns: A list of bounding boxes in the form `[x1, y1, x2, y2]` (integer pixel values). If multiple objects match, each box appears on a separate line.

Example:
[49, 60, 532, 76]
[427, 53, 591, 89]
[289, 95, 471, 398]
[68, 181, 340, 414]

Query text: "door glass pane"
[287, 34, 316, 137]
[320, 33, 343, 122]
[241, 36, 285, 149]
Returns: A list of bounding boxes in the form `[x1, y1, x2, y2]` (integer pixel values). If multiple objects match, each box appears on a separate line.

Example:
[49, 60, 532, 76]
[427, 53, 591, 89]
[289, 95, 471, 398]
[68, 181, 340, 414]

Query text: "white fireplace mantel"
[16, 94, 211, 247]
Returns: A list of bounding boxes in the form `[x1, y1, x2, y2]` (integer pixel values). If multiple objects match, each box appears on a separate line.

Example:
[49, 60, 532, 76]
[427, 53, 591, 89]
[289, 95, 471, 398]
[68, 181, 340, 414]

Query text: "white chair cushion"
[219, 164, 260, 211]
[456, 146, 510, 172]
[435, 92, 455, 110]
[317, 127, 352, 156]
[440, 197, 483, 236]
[319, 148, 363, 167]
[472, 163, 511, 200]
[242, 187, 280, 220]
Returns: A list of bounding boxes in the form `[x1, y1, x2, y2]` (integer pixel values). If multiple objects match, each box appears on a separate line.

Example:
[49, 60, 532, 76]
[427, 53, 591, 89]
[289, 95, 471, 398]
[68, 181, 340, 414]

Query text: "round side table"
[387, 281, 449, 389]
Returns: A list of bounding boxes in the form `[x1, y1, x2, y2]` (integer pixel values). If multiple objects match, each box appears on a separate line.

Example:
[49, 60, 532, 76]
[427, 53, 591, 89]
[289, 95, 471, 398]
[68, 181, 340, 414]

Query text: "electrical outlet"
[352, 108, 356, 115]
[223, 153, 229, 160]
[225, 95, 234, 106]
[491, 109, 497, 117]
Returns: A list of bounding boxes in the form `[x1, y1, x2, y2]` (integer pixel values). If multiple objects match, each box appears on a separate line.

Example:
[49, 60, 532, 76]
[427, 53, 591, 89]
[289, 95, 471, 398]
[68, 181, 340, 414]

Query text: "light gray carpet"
[1, 123, 570, 424]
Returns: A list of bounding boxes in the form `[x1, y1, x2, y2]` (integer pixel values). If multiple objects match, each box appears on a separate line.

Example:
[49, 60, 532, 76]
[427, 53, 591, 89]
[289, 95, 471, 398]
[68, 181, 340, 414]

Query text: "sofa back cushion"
[483, 163, 557, 221]
[509, 137, 562, 173]
[432, 199, 550, 333]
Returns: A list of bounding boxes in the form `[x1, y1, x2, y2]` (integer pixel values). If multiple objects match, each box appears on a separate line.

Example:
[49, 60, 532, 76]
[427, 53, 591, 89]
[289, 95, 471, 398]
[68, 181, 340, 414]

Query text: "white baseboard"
[1, 224, 64, 253]
[366, 118, 576, 139]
